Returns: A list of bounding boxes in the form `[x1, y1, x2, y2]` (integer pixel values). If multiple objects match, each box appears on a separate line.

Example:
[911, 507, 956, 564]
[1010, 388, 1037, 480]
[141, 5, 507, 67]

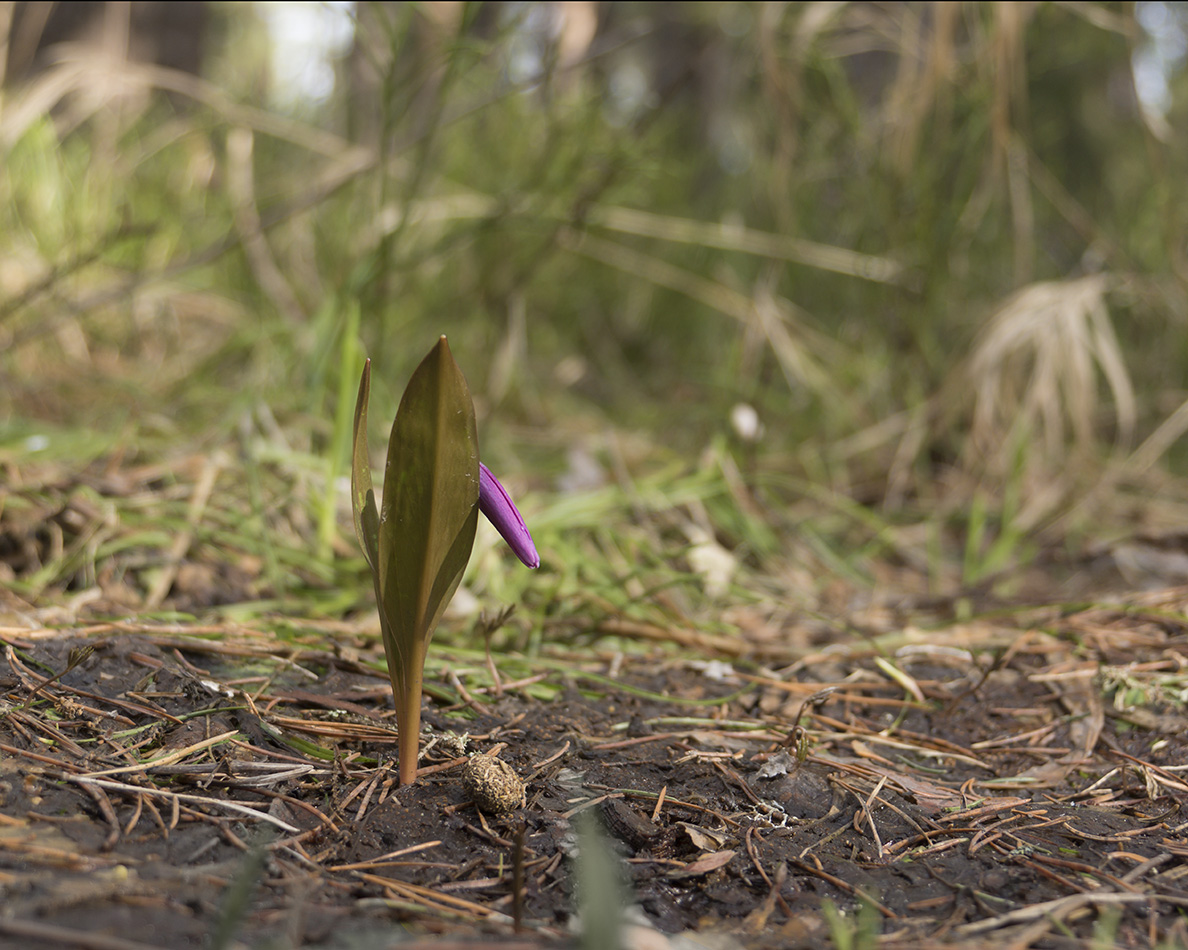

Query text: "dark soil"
[3, 606, 1188, 950]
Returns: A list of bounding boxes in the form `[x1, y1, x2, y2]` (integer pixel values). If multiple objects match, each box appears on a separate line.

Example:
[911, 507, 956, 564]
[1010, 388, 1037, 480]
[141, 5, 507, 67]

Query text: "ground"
[4, 577, 1188, 950]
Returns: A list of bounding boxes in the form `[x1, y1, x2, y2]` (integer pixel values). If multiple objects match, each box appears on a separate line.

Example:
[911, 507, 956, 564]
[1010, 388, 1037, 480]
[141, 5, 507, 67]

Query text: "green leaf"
[377, 337, 480, 783]
[379, 337, 480, 646]
[350, 358, 381, 573]
[351, 359, 390, 695]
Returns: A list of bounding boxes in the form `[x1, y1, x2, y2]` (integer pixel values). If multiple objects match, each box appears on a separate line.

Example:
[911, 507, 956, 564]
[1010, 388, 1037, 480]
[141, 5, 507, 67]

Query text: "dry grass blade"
[0, 918, 172, 950]
[62, 776, 300, 834]
[327, 840, 442, 872]
[357, 872, 515, 923]
[143, 452, 226, 609]
[78, 731, 240, 778]
[884, 3, 959, 175]
[956, 891, 1162, 936]
[1123, 394, 1188, 478]
[961, 274, 1135, 495]
[560, 229, 836, 399]
[0, 47, 360, 156]
[226, 127, 307, 324]
[585, 205, 905, 284]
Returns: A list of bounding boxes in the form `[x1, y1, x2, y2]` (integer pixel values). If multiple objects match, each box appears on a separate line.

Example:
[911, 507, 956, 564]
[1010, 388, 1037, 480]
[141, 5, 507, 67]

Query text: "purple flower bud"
[479, 463, 540, 569]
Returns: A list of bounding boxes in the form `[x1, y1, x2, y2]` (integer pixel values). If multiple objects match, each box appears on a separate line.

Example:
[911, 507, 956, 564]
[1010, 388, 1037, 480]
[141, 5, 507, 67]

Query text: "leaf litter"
[5, 464, 1188, 948]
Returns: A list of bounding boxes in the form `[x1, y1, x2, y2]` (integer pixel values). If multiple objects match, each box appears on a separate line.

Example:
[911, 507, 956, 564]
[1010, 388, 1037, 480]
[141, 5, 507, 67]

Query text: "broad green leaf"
[378, 335, 480, 684]
[350, 339, 480, 784]
[350, 359, 381, 573]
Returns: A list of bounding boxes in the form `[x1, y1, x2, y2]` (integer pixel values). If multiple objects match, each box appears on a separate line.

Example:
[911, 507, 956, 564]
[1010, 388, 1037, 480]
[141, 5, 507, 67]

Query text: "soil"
[3, 601, 1188, 950]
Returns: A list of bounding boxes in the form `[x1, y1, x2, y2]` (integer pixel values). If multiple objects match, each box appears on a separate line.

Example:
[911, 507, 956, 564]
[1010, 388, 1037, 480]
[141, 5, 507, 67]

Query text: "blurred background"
[2, 2, 1188, 650]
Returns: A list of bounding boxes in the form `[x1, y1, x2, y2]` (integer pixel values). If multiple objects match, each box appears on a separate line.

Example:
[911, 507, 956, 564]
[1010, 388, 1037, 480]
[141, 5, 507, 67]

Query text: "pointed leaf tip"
[380, 339, 481, 645]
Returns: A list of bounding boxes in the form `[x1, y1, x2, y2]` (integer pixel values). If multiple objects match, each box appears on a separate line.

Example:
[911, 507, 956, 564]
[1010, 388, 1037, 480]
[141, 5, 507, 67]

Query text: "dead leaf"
[668, 850, 735, 879]
[677, 823, 728, 851]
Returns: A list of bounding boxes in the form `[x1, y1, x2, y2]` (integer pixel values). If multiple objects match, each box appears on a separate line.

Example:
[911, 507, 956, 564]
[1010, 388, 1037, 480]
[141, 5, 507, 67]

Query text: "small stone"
[462, 752, 525, 815]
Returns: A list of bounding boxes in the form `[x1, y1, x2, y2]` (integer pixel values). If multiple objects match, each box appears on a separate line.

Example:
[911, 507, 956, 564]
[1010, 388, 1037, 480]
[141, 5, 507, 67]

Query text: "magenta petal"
[478, 463, 540, 569]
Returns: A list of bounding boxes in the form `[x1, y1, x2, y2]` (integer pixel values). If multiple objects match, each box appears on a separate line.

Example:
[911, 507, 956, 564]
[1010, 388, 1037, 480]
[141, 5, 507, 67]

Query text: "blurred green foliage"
[2, 2, 1188, 616]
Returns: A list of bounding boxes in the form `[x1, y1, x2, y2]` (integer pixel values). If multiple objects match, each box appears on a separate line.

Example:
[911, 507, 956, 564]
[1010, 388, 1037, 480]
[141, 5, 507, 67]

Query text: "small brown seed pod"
[462, 752, 525, 815]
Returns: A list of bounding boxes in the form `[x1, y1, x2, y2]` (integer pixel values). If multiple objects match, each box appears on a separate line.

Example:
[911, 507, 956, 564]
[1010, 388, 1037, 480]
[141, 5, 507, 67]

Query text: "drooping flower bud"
[478, 463, 540, 569]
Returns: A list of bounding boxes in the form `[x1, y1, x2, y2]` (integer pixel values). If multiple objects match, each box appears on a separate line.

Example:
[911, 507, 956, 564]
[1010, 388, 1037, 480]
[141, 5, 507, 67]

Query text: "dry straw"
[965, 274, 1135, 481]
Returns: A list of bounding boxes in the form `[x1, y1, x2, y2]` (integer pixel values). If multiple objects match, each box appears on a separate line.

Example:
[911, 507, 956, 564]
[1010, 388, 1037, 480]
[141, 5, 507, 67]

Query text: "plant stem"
[395, 651, 425, 786]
